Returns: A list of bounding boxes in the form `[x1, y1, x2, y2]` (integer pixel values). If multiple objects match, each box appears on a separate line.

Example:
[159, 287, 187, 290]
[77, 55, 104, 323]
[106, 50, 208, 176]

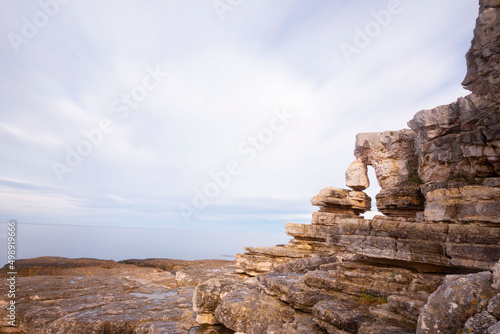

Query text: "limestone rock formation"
[352, 129, 424, 217]
[345, 159, 370, 191]
[408, 94, 500, 191]
[424, 185, 500, 224]
[311, 187, 371, 214]
[463, 0, 500, 105]
[6, 0, 498, 333]
[192, 1, 500, 333]
[234, 187, 371, 277]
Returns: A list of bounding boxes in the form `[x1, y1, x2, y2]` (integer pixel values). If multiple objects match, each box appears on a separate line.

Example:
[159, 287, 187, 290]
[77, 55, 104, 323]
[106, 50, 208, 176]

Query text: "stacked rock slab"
[193, 1, 500, 333]
[234, 187, 371, 276]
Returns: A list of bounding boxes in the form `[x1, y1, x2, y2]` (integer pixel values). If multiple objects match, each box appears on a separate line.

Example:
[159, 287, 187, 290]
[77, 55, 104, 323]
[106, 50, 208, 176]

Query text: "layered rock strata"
[0, 257, 239, 333]
[235, 187, 370, 276]
[352, 129, 424, 218]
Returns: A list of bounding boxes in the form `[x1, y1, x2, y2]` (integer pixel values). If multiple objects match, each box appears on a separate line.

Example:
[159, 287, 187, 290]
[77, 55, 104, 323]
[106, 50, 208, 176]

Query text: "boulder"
[259, 273, 332, 311]
[345, 159, 370, 191]
[214, 286, 322, 334]
[463, 311, 498, 334]
[417, 271, 496, 334]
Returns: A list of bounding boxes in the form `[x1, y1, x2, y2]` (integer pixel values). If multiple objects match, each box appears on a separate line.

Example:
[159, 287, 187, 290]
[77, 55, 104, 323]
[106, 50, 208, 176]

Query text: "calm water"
[0, 222, 291, 266]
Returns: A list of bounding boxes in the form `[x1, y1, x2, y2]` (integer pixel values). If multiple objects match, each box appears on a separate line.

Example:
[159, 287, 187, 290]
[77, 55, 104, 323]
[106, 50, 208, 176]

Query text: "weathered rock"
[259, 273, 332, 311]
[269, 256, 338, 274]
[462, 0, 500, 105]
[424, 186, 500, 224]
[243, 246, 315, 259]
[446, 224, 500, 270]
[285, 223, 327, 241]
[215, 287, 293, 333]
[0, 257, 237, 334]
[286, 238, 343, 255]
[368, 303, 417, 329]
[305, 262, 443, 299]
[311, 187, 371, 214]
[376, 186, 425, 218]
[193, 278, 244, 324]
[494, 260, 500, 289]
[193, 277, 258, 326]
[488, 294, 500, 318]
[257, 209, 499, 282]
[313, 297, 418, 333]
[312, 319, 351, 334]
[357, 320, 416, 334]
[234, 253, 297, 276]
[311, 211, 364, 226]
[214, 286, 322, 334]
[487, 322, 500, 334]
[353, 129, 424, 217]
[408, 94, 500, 188]
[387, 295, 427, 322]
[345, 159, 370, 191]
[323, 215, 500, 270]
[354, 130, 419, 189]
[417, 271, 496, 334]
[463, 311, 498, 334]
[312, 300, 373, 333]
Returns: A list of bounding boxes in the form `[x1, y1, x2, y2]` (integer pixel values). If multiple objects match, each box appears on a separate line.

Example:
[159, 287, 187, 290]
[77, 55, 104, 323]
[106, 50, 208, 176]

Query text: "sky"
[0, 0, 480, 258]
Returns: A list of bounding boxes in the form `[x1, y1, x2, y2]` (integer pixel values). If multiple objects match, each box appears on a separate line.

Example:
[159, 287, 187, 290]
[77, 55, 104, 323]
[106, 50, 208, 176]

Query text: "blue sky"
[0, 0, 479, 235]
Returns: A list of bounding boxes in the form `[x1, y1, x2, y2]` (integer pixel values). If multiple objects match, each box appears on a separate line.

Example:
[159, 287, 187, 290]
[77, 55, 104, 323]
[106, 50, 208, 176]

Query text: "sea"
[0, 222, 291, 266]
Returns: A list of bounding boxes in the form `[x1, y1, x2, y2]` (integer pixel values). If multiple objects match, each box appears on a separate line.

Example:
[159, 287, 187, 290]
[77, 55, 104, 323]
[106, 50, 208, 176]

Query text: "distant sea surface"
[0, 222, 291, 266]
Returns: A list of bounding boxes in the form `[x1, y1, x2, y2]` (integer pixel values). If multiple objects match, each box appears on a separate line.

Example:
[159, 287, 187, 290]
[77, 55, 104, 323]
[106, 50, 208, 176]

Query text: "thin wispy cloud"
[0, 0, 479, 235]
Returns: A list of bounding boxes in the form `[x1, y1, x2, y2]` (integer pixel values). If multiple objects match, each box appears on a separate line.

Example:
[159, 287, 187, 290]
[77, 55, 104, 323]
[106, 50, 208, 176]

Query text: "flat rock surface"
[0, 257, 238, 334]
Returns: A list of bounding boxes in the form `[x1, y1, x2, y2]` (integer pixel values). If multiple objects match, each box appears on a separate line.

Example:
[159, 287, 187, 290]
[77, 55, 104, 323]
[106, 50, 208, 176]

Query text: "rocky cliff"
[192, 1, 500, 333]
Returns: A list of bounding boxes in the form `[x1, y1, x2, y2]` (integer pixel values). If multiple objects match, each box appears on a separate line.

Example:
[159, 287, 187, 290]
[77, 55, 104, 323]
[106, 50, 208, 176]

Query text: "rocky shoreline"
[2, 0, 499, 333]
[0, 257, 239, 333]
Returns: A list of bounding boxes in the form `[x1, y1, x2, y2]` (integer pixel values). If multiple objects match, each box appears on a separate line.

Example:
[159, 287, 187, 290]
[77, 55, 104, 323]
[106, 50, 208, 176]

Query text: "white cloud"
[0, 0, 480, 233]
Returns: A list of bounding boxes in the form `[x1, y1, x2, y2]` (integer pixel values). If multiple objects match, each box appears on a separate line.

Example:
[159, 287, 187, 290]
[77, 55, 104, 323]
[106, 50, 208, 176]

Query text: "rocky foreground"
[2, 1, 499, 333]
[0, 257, 239, 333]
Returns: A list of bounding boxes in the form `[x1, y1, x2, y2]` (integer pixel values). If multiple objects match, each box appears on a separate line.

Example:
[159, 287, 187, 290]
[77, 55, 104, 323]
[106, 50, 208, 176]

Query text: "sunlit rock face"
[463, 0, 500, 105]
[408, 94, 500, 191]
[351, 129, 425, 218]
[345, 159, 370, 191]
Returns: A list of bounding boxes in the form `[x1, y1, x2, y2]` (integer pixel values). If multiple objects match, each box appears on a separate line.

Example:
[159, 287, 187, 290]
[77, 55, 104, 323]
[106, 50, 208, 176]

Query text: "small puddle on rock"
[130, 291, 177, 299]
